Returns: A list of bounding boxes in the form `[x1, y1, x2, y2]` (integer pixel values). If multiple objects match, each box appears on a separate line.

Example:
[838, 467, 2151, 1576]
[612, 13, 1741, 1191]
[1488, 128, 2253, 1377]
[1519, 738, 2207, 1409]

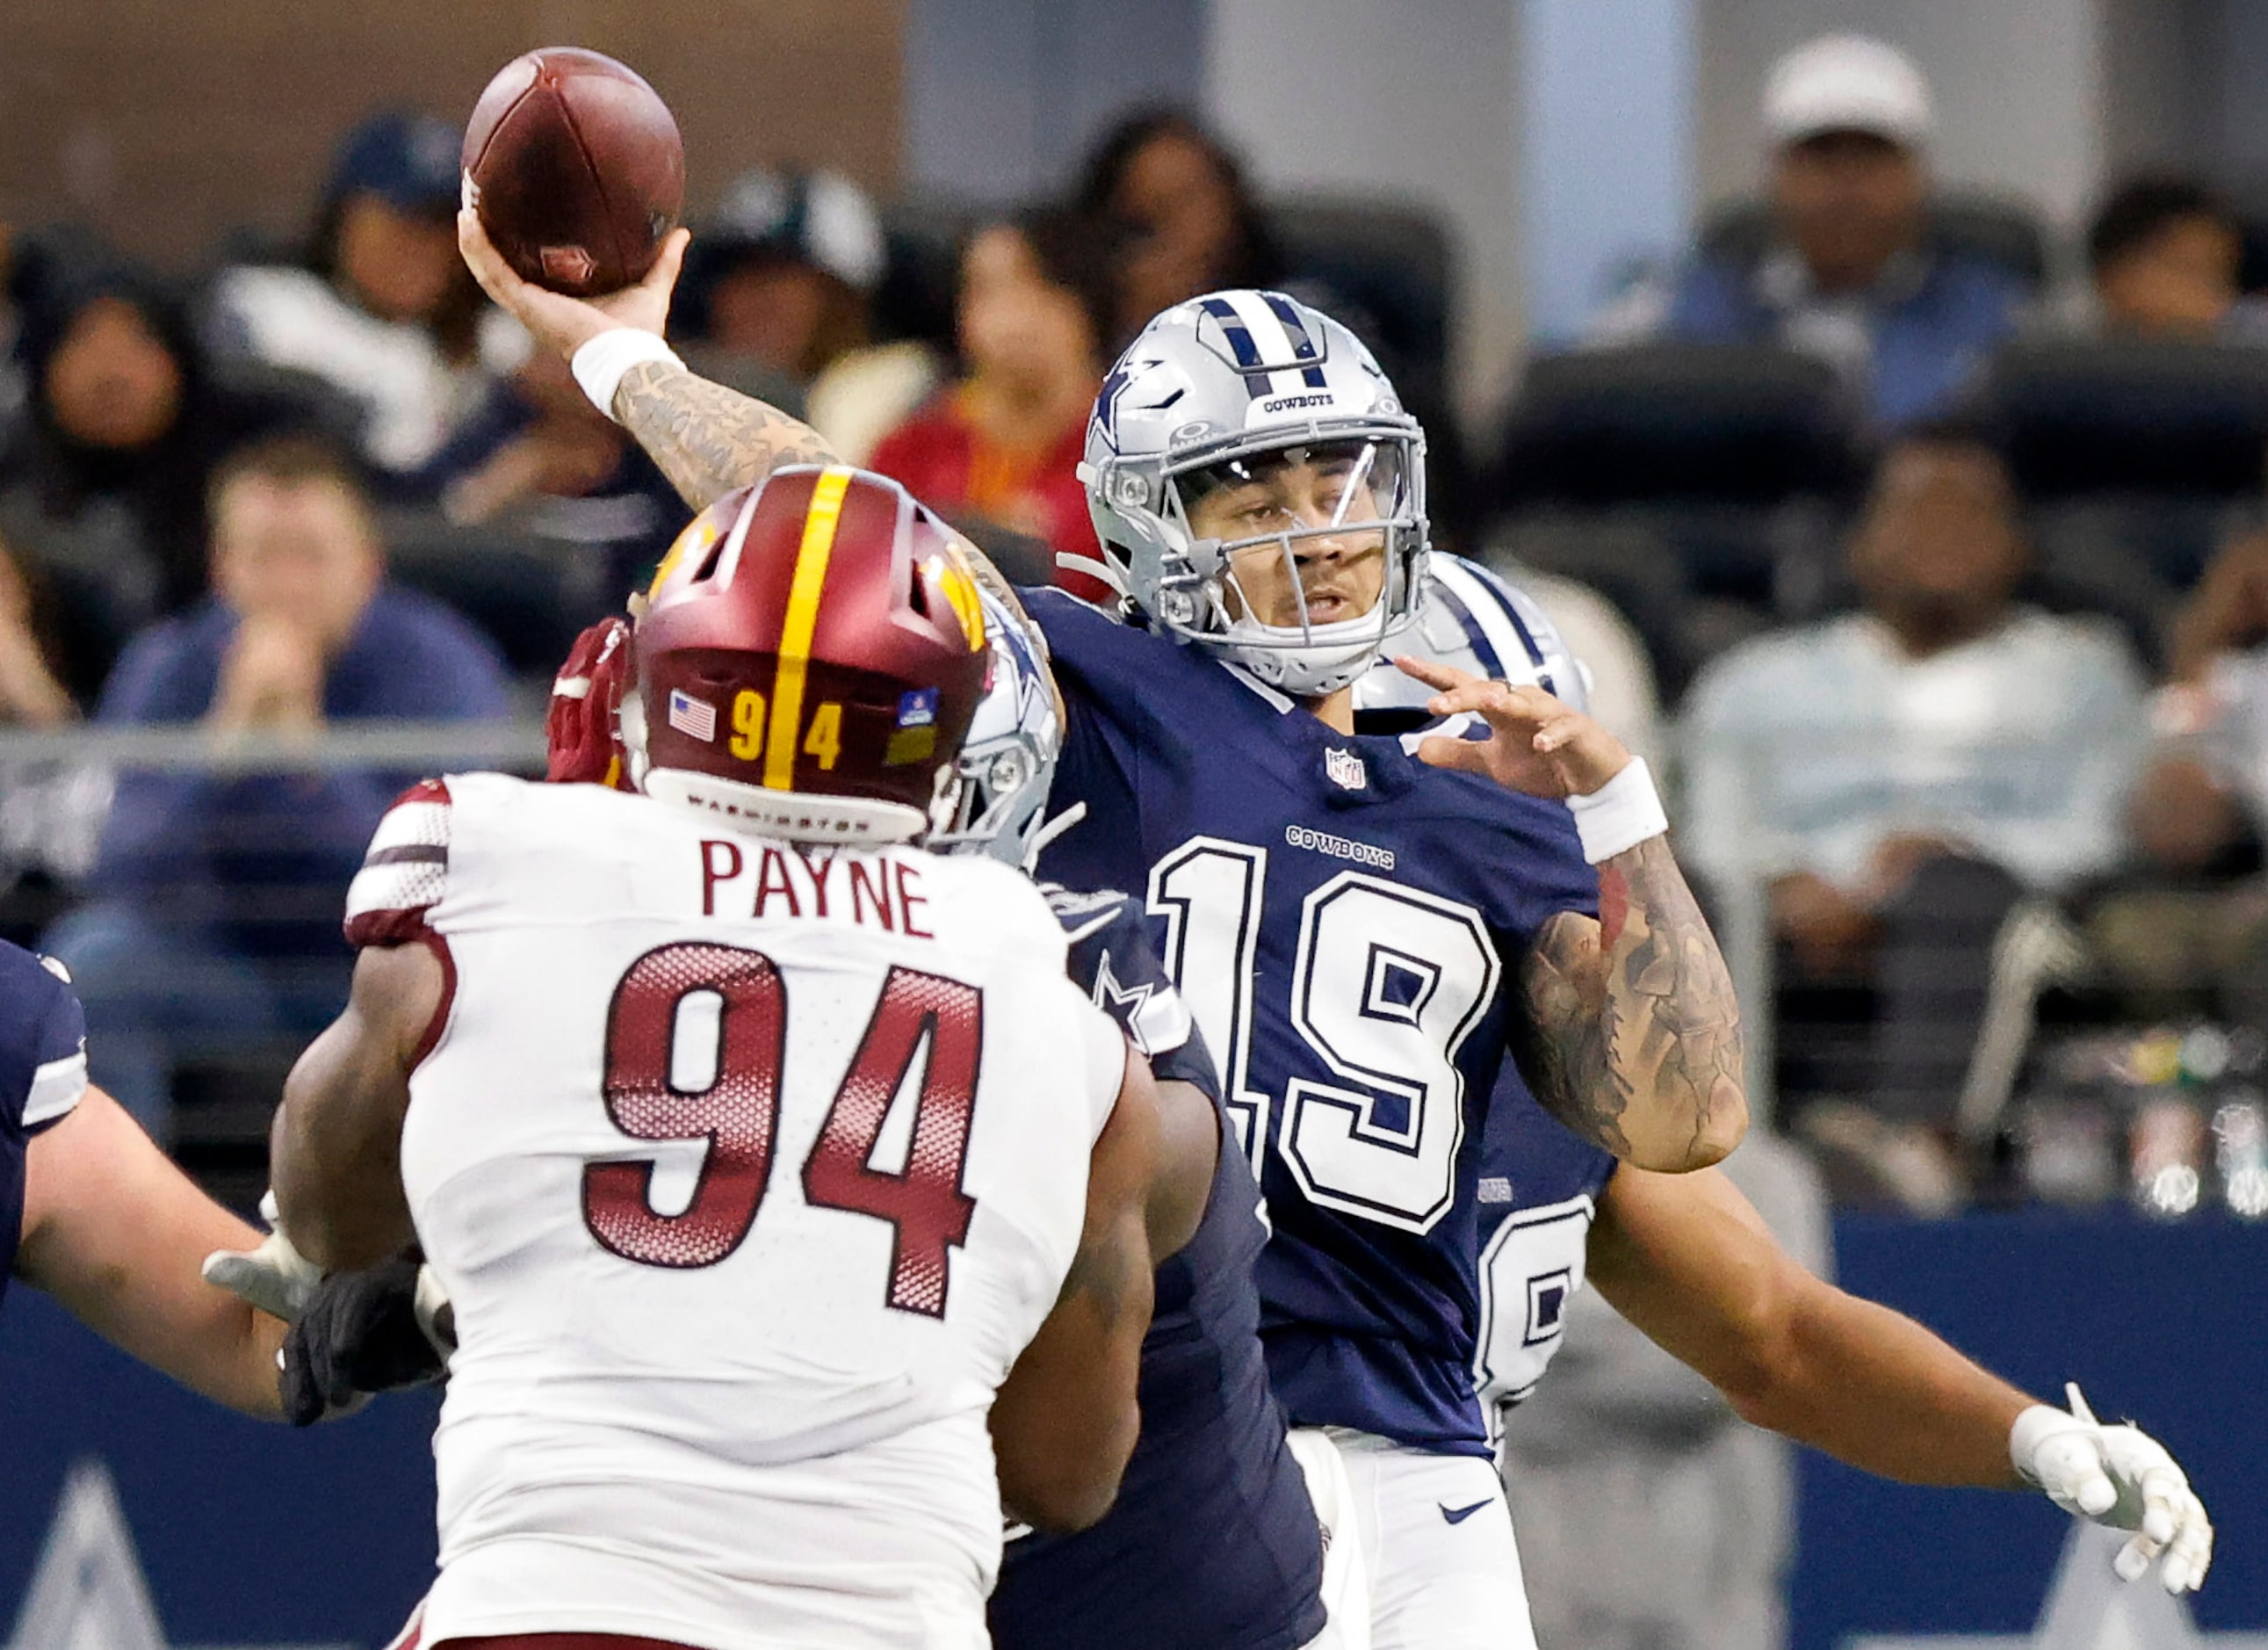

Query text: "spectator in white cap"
[1643, 35, 2026, 428]
[676, 167, 938, 463]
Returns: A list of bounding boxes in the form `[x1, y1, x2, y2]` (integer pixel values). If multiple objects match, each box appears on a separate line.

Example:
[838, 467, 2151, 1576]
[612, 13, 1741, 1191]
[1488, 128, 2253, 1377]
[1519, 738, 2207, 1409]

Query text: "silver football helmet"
[930, 584, 1061, 868]
[1076, 289, 1428, 698]
[1354, 553, 1592, 717]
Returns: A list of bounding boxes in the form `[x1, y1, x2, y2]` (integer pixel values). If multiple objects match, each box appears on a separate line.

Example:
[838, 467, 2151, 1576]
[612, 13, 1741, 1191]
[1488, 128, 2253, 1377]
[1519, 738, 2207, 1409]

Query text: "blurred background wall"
[0, 0, 906, 268]
[26, 0, 2268, 428]
[24, 0, 2268, 416]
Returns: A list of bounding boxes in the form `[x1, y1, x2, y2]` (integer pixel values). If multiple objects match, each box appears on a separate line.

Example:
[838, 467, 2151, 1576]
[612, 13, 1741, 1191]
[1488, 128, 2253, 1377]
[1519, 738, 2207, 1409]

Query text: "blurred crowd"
[3, 35, 2268, 1223]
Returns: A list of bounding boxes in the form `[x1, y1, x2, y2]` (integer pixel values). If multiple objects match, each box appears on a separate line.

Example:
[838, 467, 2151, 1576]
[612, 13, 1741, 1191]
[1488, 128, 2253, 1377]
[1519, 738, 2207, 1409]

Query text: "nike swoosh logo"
[1440, 1499, 1492, 1525]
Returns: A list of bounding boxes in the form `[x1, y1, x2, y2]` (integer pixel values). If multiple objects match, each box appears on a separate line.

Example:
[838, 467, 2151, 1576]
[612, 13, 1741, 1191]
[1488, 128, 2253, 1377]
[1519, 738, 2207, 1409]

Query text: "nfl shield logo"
[1325, 748, 1368, 792]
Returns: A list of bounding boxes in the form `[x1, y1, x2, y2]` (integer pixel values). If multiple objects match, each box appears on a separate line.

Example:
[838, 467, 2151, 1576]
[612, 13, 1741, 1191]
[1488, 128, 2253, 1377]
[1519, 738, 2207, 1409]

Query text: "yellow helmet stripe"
[936, 549, 987, 652]
[763, 467, 856, 790]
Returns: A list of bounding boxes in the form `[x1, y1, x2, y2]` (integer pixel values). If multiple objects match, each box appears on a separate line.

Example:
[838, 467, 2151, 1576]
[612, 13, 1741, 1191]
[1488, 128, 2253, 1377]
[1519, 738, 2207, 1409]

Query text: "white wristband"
[1566, 757, 1669, 865]
[570, 329, 683, 422]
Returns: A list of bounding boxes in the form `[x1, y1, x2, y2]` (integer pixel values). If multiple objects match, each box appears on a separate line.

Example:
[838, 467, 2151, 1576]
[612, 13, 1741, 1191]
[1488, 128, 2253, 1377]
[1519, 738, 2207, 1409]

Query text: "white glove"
[2012, 1382, 2214, 1595]
[200, 1190, 325, 1324]
[414, 1263, 458, 1359]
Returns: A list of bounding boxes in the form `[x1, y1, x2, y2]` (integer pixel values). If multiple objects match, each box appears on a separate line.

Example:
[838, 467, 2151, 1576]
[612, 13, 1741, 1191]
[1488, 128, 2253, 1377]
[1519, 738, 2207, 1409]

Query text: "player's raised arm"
[17, 1088, 287, 1417]
[990, 1046, 1175, 1532]
[1586, 1164, 2213, 1594]
[1399, 659, 1747, 1172]
[270, 940, 444, 1271]
[458, 210, 839, 511]
[459, 209, 1043, 645]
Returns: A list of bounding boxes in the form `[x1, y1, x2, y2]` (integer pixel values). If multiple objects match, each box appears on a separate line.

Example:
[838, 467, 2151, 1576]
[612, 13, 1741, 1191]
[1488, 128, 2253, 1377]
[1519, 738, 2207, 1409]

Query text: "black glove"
[280, 1256, 449, 1427]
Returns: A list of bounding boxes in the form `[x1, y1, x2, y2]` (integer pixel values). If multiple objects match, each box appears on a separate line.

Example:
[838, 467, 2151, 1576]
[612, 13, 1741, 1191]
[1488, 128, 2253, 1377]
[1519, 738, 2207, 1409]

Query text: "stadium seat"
[1985, 337, 2268, 498]
[2224, 178, 2268, 294]
[1266, 194, 1454, 438]
[381, 510, 618, 677]
[1493, 344, 1864, 509]
[171, 1048, 300, 1211]
[1697, 192, 2053, 291]
[2026, 500, 2206, 670]
[875, 197, 976, 351]
[1487, 345, 1865, 700]
[1484, 507, 1821, 705]
[1981, 338, 2268, 588]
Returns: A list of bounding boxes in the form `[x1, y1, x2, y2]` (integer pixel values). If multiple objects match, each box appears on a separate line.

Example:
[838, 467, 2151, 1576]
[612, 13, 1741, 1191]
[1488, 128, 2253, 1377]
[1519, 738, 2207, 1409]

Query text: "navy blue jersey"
[1025, 589, 1600, 1453]
[994, 885, 1326, 1650]
[1469, 1063, 1616, 1448]
[0, 941, 91, 1308]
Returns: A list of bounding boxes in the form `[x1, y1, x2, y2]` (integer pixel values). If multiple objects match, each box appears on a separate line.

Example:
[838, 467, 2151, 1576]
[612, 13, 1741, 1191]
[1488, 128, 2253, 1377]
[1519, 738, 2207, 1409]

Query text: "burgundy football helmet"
[624, 466, 991, 844]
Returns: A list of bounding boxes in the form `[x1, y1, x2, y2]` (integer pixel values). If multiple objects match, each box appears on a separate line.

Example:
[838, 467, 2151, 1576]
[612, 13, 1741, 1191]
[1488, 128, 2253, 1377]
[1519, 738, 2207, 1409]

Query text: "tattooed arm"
[609, 358, 1043, 640]
[458, 211, 837, 509]
[1397, 659, 1748, 1172]
[456, 210, 1044, 644]
[1516, 836, 1746, 1169]
[609, 360, 1044, 653]
[612, 359, 840, 510]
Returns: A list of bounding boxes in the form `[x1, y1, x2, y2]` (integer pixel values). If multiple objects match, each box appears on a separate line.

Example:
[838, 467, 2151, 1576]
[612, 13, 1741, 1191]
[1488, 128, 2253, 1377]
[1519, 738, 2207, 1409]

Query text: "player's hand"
[281, 1256, 453, 1428]
[1395, 656, 1631, 800]
[201, 1190, 324, 1323]
[2012, 1383, 2214, 1594]
[459, 207, 689, 358]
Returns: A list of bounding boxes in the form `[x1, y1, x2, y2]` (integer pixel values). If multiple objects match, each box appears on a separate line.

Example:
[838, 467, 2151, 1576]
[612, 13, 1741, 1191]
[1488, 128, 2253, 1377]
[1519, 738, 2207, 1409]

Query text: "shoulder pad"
[1038, 882, 1215, 1095]
[344, 778, 451, 947]
[1427, 555, 1584, 707]
[0, 940, 87, 1130]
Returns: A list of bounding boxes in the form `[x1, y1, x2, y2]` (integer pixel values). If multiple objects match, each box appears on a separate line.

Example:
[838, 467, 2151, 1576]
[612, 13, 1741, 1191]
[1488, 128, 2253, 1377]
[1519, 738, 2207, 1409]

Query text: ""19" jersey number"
[1148, 839, 1499, 1234]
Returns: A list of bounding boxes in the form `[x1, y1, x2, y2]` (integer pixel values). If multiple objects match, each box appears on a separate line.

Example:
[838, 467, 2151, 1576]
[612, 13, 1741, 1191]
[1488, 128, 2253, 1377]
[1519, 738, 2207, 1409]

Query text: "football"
[461, 47, 684, 296]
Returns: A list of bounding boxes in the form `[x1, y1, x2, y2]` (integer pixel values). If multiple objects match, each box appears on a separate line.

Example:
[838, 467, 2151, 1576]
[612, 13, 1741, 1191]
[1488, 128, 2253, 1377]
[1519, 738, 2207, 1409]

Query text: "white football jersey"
[344, 772, 1127, 1650]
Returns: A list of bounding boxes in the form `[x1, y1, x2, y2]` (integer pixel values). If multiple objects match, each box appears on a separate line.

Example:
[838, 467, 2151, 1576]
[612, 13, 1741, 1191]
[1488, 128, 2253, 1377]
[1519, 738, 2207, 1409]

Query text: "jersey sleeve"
[343, 778, 453, 947]
[1071, 989, 1132, 1147]
[1022, 590, 1152, 896]
[0, 942, 89, 1133]
[1044, 884, 1224, 1104]
[1470, 789, 1601, 947]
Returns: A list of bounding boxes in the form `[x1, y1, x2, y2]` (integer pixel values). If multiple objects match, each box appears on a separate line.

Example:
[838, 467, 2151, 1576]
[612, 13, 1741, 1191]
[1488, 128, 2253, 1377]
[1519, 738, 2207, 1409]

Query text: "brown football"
[462, 47, 684, 296]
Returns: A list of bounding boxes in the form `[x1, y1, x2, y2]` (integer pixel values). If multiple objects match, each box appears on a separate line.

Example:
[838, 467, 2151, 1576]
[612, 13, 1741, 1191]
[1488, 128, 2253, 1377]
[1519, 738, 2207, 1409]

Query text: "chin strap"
[1056, 551, 1128, 597]
[1024, 801, 1088, 868]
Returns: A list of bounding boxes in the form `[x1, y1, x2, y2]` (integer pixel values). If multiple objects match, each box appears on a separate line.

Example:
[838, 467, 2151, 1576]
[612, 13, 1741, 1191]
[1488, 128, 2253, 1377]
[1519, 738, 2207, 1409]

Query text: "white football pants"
[1291, 1426, 1538, 1650]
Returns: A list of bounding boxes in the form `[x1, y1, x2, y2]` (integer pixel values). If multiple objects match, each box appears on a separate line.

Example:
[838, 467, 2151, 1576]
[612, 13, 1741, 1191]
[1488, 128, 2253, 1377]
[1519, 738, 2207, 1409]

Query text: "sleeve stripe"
[1058, 908, 1121, 946]
[365, 843, 448, 868]
[365, 800, 451, 858]
[1130, 988, 1194, 1060]
[346, 860, 447, 924]
[347, 786, 453, 935]
[24, 1050, 88, 1128]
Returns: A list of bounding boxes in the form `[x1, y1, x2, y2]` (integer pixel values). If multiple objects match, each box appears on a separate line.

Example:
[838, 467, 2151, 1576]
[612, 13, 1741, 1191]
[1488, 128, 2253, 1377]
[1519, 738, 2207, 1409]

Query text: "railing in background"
[0, 721, 550, 774]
